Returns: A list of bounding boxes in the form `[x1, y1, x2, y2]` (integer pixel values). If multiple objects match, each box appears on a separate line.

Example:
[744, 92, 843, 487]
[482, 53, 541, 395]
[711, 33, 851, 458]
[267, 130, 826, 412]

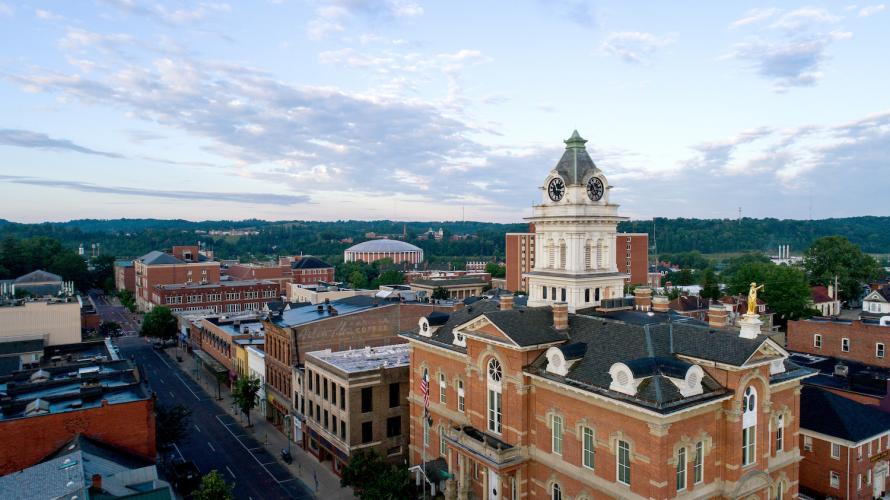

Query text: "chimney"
[708, 304, 727, 328]
[634, 287, 652, 311]
[500, 295, 514, 311]
[91, 474, 102, 491]
[652, 295, 669, 313]
[552, 302, 569, 330]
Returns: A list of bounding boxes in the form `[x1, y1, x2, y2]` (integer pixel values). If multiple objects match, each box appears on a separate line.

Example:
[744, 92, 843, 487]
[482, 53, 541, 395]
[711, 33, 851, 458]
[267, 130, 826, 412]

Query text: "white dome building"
[344, 239, 424, 266]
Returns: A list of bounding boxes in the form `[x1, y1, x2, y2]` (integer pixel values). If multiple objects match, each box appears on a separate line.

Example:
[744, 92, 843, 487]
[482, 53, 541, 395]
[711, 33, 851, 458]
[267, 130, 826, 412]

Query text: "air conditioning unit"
[834, 364, 849, 377]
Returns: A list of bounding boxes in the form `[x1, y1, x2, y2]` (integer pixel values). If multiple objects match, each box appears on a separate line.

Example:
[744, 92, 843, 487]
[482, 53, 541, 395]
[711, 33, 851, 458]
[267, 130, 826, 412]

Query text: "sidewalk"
[172, 351, 357, 500]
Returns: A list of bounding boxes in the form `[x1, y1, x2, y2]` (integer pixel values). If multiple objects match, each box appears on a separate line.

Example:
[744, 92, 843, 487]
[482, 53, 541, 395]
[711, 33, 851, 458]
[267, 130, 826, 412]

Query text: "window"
[439, 425, 446, 456]
[804, 436, 813, 451]
[323, 379, 328, 401]
[551, 415, 563, 455]
[315, 373, 320, 395]
[676, 447, 687, 491]
[389, 382, 400, 408]
[694, 441, 703, 484]
[551, 483, 563, 500]
[543, 286, 547, 299]
[457, 380, 465, 413]
[331, 383, 337, 406]
[582, 427, 595, 469]
[487, 359, 503, 434]
[361, 421, 373, 443]
[878, 343, 885, 359]
[868, 469, 872, 484]
[561, 288, 566, 301]
[323, 409, 328, 429]
[831, 442, 841, 459]
[858, 473, 862, 490]
[340, 420, 346, 440]
[332, 416, 338, 434]
[742, 386, 757, 466]
[775, 483, 784, 500]
[617, 440, 631, 485]
[361, 387, 373, 413]
[842, 338, 850, 352]
[814, 334, 822, 349]
[340, 387, 345, 410]
[830, 471, 840, 489]
[776, 415, 784, 452]
[439, 373, 446, 404]
[585, 288, 590, 302]
[386, 416, 401, 437]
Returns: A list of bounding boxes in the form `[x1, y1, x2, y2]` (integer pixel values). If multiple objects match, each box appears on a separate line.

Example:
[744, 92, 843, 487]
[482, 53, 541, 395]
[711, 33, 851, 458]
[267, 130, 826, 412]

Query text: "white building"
[862, 288, 890, 319]
[246, 344, 266, 418]
[525, 130, 628, 312]
[0, 299, 81, 346]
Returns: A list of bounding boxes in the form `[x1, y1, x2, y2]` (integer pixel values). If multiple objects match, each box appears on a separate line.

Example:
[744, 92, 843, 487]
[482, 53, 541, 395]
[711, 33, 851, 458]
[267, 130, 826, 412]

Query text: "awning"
[193, 349, 227, 375]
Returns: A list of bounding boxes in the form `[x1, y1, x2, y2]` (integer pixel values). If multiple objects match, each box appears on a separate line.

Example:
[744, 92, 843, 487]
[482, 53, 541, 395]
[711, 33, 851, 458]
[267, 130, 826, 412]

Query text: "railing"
[445, 427, 525, 466]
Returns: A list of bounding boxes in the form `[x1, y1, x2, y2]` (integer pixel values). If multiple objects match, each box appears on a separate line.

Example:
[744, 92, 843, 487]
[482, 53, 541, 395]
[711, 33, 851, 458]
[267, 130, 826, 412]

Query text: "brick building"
[615, 233, 649, 286]
[402, 132, 812, 500]
[0, 358, 155, 474]
[225, 262, 293, 292]
[290, 256, 336, 286]
[262, 296, 449, 440]
[799, 386, 890, 499]
[301, 345, 410, 475]
[505, 230, 535, 293]
[197, 317, 264, 379]
[344, 240, 423, 266]
[153, 279, 279, 315]
[410, 277, 489, 301]
[113, 260, 135, 293]
[134, 245, 220, 311]
[787, 318, 890, 370]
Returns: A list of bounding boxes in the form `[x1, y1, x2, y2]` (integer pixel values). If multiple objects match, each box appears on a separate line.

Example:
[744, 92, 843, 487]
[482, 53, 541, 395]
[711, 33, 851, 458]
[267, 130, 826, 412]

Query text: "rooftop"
[801, 385, 890, 443]
[308, 344, 409, 373]
[412, 277, 488, 287]
[14, 270, 63, 284]
[790, 352, 889, 397]
[291, 256, 333, 270]
[345, 239, 422, 253]
[273, 295, 389, 327]
[205, 317, 265, 337]
[158, 279, 275, 291]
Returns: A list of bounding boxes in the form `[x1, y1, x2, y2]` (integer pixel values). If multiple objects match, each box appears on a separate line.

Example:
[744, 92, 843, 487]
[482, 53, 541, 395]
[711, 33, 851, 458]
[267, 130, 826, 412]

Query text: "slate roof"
[483, 308, 569, 346]
[14, 270, 62, 284]
[800, 386, 890, 443]
[138, 250, 183, 265]
[291, 256, 333, 270]
[401, 300, 501, 351]
[669, 295, 710, 312]
[553, 130, 600, 185]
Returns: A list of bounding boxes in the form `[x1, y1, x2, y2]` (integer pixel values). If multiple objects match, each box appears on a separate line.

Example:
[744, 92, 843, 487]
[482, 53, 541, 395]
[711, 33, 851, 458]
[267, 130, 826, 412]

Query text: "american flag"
[420, 373, 429, 410]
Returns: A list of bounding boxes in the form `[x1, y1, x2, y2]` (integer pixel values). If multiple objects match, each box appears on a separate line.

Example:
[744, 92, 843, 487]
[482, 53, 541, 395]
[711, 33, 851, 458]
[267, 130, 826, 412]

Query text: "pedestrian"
[313, 471, 318, 492]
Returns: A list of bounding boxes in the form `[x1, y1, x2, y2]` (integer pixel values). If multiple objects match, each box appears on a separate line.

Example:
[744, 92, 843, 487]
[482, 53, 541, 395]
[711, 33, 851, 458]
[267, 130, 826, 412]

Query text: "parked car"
[166, 457, 200, 495]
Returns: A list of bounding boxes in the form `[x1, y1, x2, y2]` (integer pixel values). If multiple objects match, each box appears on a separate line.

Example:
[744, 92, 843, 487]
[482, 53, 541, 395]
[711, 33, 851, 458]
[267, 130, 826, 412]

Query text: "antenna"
[738, 206, 742, 224]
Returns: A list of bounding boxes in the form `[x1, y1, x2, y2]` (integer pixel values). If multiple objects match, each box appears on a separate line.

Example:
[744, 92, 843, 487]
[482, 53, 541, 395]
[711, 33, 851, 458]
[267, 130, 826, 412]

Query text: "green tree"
[804, 236, 881, 302]
[485, 262, 506, 278]
[371, 269, 404, 288]
[47, 251, 90, 291]
[340, 449, 415, 500]
[725, 262, 815, 326]
[431, 286, 449, 300]
[349, 270, 369, 289]
[90, 254, 117, 291]
[141, 306, 178, 341]
[193, 470, 234, 500]
[118, 289, 136, 312]
[156, 403, 192, 449]
[699, 268, 722, 301]
[98, 321, 121, 336]
[232, 375, 261, 427]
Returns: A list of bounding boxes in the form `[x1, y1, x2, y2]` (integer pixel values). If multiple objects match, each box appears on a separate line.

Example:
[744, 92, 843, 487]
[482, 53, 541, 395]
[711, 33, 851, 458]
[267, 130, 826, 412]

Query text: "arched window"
[551, 483, 562, 500]
[742, 386, 757, 466]
[547, 239, 556, 268]
[487, 358, 503, 434]
[776, 414, 784, 452]
[558, 239, 567, 269]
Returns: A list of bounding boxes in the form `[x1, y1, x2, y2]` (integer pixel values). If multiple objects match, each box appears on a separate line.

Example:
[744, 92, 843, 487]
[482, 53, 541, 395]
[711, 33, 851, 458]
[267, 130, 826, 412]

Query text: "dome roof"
[553, 130, 600, 186]
[345, 239, 422, 253]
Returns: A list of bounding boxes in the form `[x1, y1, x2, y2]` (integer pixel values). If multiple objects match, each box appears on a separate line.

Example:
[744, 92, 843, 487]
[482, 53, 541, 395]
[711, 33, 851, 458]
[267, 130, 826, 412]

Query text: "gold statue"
[747, 282, 764, 315]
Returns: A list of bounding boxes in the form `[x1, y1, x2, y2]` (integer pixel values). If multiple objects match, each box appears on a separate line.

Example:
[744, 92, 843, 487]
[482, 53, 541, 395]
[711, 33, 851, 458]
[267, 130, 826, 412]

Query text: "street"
[116, 335, 314, 500]
[90, 291, 141, 335]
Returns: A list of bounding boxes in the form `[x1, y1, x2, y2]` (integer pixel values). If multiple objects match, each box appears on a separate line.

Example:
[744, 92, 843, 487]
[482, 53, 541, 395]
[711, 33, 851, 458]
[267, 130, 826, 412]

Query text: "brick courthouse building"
[402, 132, 814, 500]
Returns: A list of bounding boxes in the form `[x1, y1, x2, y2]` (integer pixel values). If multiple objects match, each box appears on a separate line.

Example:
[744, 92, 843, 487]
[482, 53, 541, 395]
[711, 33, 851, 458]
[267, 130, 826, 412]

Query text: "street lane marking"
[152, 349, 171, 368]
[207, 441, 216, 452]
[169, 391, 175, 399]
[172, 443, 185, 461]
[225, 465, 236, 479]
[194, 424, 202, 433]
[158, 377, 165, 384]
[175, 374, 201, 401]
[214, 414, 288, 484]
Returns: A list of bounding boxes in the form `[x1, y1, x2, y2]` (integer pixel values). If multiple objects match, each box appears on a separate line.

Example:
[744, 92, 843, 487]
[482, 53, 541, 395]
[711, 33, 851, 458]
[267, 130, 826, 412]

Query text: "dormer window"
[453, 331, 466, 348]
[608, 363, 638, 396]
[678, 365, 704, 397]
[418, 317, 431, 337]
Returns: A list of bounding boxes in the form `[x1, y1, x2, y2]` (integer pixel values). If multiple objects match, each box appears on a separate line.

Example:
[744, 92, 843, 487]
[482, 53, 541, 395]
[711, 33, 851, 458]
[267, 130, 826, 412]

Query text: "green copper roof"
[554, 130, 598, 185]
[564, 130, 588, 149]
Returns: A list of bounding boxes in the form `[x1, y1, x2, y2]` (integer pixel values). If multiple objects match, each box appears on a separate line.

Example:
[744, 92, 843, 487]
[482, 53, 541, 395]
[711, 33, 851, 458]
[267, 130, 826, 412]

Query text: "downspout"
[847, 445, 851, 500]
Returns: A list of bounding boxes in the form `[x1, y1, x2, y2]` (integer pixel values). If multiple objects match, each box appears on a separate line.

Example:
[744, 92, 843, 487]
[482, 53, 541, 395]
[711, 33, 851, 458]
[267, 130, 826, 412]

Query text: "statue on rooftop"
[747, 282, 764, 315]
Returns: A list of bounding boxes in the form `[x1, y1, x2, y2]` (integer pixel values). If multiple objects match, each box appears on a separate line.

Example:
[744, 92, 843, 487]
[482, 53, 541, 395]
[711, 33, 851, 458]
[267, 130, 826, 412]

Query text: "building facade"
[344, 240, 424, 266]
[410, 277, 489, 301]
[403, 132, 811, 500]
[863, 288, 890, 319]
[114, 260, 136, 293]
[134, 246, 221, 311]
[302, 345, 410, 475]
[290, 256, 336, 286]
[0, 299, 81, 346]
[153, 280, 279, 314]
[505, 231, 536, 293]
[787, 318, 890, 369]
[615, 233, 649, 286]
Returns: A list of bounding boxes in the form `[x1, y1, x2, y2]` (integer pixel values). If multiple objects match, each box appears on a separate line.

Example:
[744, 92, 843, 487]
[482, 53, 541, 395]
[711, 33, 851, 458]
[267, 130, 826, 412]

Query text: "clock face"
[587, 177, 604, 201]
[548, 177, 566, 202]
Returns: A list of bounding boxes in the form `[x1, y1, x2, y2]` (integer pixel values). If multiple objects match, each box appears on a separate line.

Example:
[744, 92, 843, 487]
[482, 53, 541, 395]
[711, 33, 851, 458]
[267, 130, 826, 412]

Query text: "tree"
[47, 251, 90, 291]
[156, 403, 192, 449]
[141, 306, 178, 342]
[193, 470, 234, 500]
[118, 289, 136, 312]
[232, 375, 261, 427]
[349, 270, 369, 289]
[804, 236, 881, 302]
[98, 321, 121, 336]
[90, 254, 117, 291]
[371, 269, 404, 288]
[431, 286, 449, 300]
[485, 262, 506, 278]
[699, 268, 722, 301]
[725, 262, 816, 327]
[340, 449, 415, 500]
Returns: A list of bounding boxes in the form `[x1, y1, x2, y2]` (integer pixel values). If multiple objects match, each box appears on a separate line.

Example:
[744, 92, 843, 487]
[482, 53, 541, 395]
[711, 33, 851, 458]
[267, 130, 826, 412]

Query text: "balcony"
[445, 425, 525, 470]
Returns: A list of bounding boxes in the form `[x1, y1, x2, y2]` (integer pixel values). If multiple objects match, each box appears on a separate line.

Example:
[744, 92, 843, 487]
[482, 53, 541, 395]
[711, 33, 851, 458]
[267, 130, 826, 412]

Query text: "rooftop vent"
[834, 364, 849, 378]
[24, 398, 51, 416]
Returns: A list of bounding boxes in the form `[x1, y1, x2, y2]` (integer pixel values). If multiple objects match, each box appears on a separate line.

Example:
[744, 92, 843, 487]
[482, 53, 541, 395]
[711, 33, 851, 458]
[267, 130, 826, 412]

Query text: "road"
[116, 336, 314, 499]
[90, 291, 141, 335]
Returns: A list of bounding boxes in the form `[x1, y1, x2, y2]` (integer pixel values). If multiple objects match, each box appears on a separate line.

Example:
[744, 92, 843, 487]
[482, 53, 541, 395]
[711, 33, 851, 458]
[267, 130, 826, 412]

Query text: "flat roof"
[273, 295, 387, 327]
[205, 318, 265, 337]
[308, 344, 409, 373]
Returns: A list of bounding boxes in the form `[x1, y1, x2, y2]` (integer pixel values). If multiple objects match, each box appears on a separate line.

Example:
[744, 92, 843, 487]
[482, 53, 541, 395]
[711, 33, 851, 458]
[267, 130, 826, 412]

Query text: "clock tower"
[525, 130, 629, 312]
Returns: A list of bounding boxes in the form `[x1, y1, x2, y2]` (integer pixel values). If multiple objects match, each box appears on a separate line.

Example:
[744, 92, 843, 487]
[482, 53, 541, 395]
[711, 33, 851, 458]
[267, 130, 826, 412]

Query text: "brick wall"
[155, 281, 279, 313]
[0, 398, 156, 474]
[787, 319, 890, 368]
[615, 233, 649, 285]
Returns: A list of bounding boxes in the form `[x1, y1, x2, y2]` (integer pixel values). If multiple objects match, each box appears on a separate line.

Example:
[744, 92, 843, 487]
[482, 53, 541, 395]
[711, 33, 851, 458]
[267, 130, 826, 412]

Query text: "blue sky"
[1, 1, 889, 223]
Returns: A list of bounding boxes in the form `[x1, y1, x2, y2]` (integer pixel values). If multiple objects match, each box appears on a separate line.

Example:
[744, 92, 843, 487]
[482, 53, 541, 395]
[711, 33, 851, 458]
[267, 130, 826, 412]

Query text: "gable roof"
[810, 285, 834, 303]
[481, 308, 569, 347]
[669, 295, 709, 312]
[865, 288, 890, 302]
[291, 256, 333, 270]
[801, 386, 890, 443]
[138, 250, 183, 265]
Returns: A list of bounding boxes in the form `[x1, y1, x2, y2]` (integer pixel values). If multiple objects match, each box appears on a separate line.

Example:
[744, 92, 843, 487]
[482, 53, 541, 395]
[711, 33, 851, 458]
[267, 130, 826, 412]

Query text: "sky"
[1, 1, 889, 224]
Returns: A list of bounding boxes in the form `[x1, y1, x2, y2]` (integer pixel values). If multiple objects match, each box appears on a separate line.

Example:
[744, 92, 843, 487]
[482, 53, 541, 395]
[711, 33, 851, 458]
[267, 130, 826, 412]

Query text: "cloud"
[0, 2, 12, 17]
[98, 0, 230, 25]
[35, 9, 64, 21]
[859, 4, 886, 16]
[306, 0, 422, 40]
[0, 175, 310, 205]
[536, 0, 596, 27]
[601, 32, 675, 64]
[0, 129, 124, 158]
[725, 6, 849, 91]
